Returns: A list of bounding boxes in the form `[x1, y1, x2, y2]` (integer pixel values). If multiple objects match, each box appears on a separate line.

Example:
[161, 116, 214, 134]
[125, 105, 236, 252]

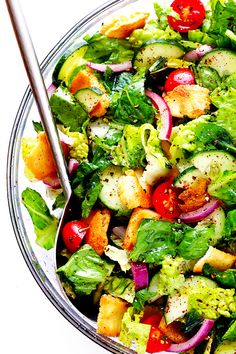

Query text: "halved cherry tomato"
[146, 327, 172, 353]
[152, 179, 181, 219]
[167, 0, 206, 33]
[62, 220, 89, 253]
[164, 68, 195, 92]
[142, 314, 163, 326]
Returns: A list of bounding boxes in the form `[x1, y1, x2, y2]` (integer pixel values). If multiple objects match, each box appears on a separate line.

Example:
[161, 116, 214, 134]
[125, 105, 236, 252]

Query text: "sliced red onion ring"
[68, 158, 79, 175]
[86, 60, 132, 73]
[43, 174, 61, 189]
[112, 226, 126, 239]
[179, 199, 221, 223]
[131, 262, 149, 291]
[47, 83, 57, 97]
[166, 319, 214, 353]
[183, 44, 213, 63]
[145, 90, 172, 140]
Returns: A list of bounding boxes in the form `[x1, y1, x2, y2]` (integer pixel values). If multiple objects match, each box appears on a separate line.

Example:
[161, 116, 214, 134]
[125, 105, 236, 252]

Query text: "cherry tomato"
[167, 0, 206, 33]
[146, 327, 172, 353]
[142, 314, 163, 326]
[152, 179, 181, 220]
[62, 220, 89, 253]
[164, 68, 195, 92]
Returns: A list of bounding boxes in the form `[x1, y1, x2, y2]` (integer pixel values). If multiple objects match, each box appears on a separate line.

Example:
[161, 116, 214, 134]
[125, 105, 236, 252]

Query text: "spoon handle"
[6, 0, 72, 201]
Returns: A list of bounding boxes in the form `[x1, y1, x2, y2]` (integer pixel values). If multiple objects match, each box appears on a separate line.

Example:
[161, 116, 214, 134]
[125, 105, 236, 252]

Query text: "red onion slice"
[112, 226, 126, 239]
[43, 174, 61, 189]
[131, 262, 149, 291]
[166, 319, 214, 353]
[68, 158, 79, 175]
[47, 83, 57, 97]
[86, 60, 132, 73]
[145, 90, 173, 140]
[179, 199, 221, 223]
[183, 44, 213, 63]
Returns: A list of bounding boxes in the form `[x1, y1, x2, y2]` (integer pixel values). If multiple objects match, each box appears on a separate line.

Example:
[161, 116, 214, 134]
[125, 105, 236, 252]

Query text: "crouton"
[90, 94, 110, 117]
[123, 207, 160, 251]
[117, 170, 152, 209]
[100, 12, 149, 39]
[164, 85, 211, 119]
[22, 131, 57, 180]
[97, 294, 128, 336]
[159, 316, 189, 344]
[84, 209, 111, 255]
[178, 177, 210, 213]
[193, 246, 236, 273]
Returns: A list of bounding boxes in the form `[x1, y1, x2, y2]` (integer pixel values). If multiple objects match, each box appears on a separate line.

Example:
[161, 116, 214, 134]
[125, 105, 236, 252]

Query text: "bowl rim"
[6, 0, 139, 353]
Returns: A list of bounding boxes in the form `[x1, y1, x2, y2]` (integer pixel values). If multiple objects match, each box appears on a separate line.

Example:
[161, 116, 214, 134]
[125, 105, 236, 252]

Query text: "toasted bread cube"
[193, 246, 236, 273]
[97, 294, 128, 336]
[84, 209, 111, 255]
[164, 85, 211, 119]
[123, 207, 160, 251]
[117, 170, 152, 209]
[100, 12, 149, 39]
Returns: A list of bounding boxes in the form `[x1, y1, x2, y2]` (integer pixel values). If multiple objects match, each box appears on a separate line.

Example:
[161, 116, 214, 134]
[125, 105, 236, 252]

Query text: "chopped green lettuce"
[203, 264, 236, 289]
[133, 289, 156, 312]
[59, 126, 89, 161]
[129, 27, 181, 49]
[56, 244, 111, 297]
[222, 320, 236, 341]
[187, 287, 236, 319]
[104, 245, 131, 272]
[104, 276, 135, 303]
[83, 33, 133, 64]
[119, 307, 150, 354]
[110, 77, 155, 126]
[178, 225, 216, 260]
[130, 219, 187, 263]
[21, 188, 58, 250]
[52, 192, 65, 210]
[148, 256, 187, 301]
[50, 85, 88, 131]
[188, 29, 216, 46]
[208, 170, 236, 206]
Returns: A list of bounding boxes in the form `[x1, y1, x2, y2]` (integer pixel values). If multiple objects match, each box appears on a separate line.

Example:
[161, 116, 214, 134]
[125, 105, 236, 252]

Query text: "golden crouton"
[164, 84, 211, 119]
[22, 131, 57, 180]
[123, 207, 160, 251]
[97, 294, 128, 336]
[193, 246, 236, 273]
[117, 170, 152, 209]
[84, 209, 111, 255]
[100, 12, 149, 39]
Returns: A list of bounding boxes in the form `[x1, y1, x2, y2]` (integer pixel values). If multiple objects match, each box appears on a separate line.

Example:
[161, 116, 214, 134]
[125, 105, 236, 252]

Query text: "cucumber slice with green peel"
[214, 341, 236, 354]
[99, 166, 129, 215]
[74, 87, 103, 113]
[191, 150, 236, 179]
[174, 166, 203, 189]
[57, 45, 88, 85]
[133, 40, 185, 70]
[199, 49, 236, 77]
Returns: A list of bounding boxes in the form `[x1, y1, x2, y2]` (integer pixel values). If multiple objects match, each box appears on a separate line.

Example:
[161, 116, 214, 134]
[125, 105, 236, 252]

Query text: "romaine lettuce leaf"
[56, 244, 111, 296]
[203, 264, 236, 289]
[21, 188, 58, 250]
[222, 320, 236, 341]
[104, 276, 135, 303]
[208, 170, 236, 206]
[119, 307, 150, 354]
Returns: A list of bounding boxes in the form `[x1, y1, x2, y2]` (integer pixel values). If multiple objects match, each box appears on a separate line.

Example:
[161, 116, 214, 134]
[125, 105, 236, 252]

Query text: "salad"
[21, 0, 236, 353]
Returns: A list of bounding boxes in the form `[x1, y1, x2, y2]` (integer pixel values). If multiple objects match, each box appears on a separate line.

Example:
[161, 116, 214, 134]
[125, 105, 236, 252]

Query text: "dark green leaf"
[32, 121, 43, 133]
[21, 188, 58, 250]
[182, 309, 203, 333]
[52, 193, 65, 210]
[222, 320, 236, 341]
[203, 264, 236, 289]
[81, 173, 102, 218]
[132, 288, 156, 312]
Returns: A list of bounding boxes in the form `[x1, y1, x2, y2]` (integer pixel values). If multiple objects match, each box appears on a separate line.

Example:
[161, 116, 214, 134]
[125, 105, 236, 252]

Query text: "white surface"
[0, 0, 110, 353]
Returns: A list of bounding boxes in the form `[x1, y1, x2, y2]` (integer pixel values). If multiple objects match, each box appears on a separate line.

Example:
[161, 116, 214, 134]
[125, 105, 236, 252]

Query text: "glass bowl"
[7, 0, 157, 353]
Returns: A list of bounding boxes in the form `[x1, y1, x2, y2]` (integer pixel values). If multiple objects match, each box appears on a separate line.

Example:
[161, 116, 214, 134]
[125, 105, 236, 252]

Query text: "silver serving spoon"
[6, 0, 72, 278]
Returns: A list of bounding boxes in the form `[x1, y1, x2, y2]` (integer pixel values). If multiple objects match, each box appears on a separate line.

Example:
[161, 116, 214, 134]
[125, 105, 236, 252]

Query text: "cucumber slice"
[165, 276, 217, 324]
[191, 150, 236, 179]
[133, 40, 185, 70]
[99, 166, 129, 214]
[214, 340, 236, 354]
[174, 166, 203, 189]
[74, 87, 103, 113]
[57, 45, 88, 85]
[196, 207, 225, 245]
[199, 49, 236, 77]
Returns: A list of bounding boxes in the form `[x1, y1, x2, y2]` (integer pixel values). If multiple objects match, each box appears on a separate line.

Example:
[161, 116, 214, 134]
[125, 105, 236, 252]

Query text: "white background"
[1, 0, 110, 353]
